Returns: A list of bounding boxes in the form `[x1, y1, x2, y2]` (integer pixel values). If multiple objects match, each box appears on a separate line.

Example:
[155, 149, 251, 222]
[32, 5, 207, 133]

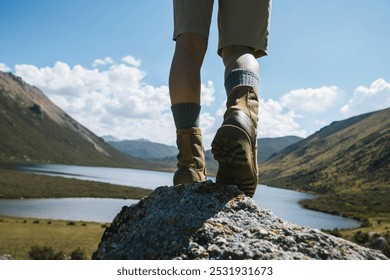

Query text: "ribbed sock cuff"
[224, 68, 260, 95]
[171, 103, 201, 129]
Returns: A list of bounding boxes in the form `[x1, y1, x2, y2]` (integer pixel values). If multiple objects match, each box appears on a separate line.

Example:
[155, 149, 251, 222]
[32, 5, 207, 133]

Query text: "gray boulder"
[92, 181, 387, 260]
[0, 254, 13, 260]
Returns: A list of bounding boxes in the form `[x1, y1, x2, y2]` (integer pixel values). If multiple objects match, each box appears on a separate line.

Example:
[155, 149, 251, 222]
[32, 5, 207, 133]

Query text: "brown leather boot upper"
[211, 86, 259, 197]
[223, 86, 259, 145]
[173, 127, 207, 185]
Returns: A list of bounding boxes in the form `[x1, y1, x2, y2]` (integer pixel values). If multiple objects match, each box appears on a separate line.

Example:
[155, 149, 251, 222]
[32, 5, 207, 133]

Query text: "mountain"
[107, 139, 178, 159]
[0, 71, 147, 168]
[257, 136, 303, 163]
[260, 108, 390, 197]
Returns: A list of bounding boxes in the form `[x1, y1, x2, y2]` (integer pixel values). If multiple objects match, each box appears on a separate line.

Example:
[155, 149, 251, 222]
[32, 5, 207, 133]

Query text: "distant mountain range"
[106, 138, 178, 159]
[257, 136, 303, 162]
[103, 135, 303, 174]
[0, 71, 147, 168]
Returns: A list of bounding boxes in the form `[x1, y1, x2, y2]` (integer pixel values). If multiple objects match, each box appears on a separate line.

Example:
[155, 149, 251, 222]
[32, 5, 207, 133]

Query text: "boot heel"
[211, 125, 258, 197]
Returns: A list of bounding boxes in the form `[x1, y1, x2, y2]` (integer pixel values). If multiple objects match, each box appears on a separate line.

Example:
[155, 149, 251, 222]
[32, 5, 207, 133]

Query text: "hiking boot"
[211, 86, 259, 197]
[173, 127, 207, 185]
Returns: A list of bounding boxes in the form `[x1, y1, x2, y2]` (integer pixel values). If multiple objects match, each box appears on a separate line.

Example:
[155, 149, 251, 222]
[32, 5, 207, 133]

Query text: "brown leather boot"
[173, 127, 207, 185]
[211, 86, 259, 197]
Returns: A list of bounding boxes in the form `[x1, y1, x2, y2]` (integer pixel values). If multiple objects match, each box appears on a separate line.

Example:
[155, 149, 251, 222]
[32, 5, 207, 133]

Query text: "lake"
[0, 163, 361, 229]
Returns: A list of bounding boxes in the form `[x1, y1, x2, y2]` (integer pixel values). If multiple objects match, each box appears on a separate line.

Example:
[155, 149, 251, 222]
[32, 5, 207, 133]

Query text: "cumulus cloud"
[259, 99, 307, 138]
[280, 86, 339, 113]
[122, 55, 141, 67]
[340, 78, 390, 117]
[0, 62, 10, 72]
[92, 57, 114, 67]
[201, 80, 215, 106]
[15, 59, 176, 145]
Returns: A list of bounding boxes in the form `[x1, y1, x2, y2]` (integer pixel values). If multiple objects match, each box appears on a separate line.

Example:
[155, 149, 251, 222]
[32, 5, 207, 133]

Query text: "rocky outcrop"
[92, 181, 387, 260]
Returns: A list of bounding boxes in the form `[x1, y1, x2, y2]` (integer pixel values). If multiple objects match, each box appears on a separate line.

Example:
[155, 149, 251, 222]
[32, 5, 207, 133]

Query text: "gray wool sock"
[171, 103, 201, 129]
[224, 68, 260, 95]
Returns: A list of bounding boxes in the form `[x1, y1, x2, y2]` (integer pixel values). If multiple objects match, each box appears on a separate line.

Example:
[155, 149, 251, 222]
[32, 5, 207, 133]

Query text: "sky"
[1, 0, 390, 148]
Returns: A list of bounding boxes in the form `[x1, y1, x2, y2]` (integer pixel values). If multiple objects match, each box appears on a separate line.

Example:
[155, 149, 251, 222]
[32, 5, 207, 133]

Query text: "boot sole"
[211, 124, 258, 197]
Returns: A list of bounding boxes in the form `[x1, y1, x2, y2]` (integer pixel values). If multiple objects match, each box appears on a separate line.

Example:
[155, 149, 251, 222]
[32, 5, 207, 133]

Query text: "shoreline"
[0, 168, 152, 199]
[1, 165, 388, 258]
[1, 166, 361, 226]
[0, 164, 385, 231]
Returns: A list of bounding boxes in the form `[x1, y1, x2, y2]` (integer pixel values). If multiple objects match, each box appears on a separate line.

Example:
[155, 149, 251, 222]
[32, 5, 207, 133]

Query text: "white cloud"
[340, 78, 390, 117]
[0, 62, 10, 72]
[201, 80, 215, 107]
[15, 59, 175, 145]
[92, 57, 114, 67]
[259, 99, 307, 138]
[14, 58, 216, 147]
[199, 112, 216, 149]
[280, 86, 339, 113]
[122, 55, 141, 67]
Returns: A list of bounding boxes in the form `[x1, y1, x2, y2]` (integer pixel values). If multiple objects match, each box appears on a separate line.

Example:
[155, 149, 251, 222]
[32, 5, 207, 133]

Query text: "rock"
[30, 104, 44, 117]
[92, 181, 387, 260]
[367, 237, 388, 250]
[0, 254, 13, 260]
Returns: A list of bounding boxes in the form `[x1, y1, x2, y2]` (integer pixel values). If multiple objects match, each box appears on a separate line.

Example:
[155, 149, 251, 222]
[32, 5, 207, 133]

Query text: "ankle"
[171, 103, 201, 129]
[224, 68, 260, 95]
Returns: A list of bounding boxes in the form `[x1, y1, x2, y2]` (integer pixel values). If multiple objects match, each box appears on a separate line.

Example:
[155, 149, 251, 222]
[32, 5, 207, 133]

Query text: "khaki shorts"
[173, 0, 271, 58]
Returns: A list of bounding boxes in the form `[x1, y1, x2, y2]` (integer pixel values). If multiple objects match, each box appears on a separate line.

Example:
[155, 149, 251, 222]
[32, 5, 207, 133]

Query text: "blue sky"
[1, 0, 389, 148]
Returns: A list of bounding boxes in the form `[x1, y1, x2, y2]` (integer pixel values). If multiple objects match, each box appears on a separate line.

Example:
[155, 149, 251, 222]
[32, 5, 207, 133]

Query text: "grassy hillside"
[259, 108, 390, 256]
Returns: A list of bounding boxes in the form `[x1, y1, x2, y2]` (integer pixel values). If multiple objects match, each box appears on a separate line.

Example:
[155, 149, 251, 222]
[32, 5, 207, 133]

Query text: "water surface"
[0, 163, 361, 229]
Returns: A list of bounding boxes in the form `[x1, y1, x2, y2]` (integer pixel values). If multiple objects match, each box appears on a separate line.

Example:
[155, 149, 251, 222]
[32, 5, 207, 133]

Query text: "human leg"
[170, 0, 214, 185]
[169, 34, 208, 185]
[169, 33, 207, 106]
[212, 46, 260, 197]
[211, 0, 271, 196]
